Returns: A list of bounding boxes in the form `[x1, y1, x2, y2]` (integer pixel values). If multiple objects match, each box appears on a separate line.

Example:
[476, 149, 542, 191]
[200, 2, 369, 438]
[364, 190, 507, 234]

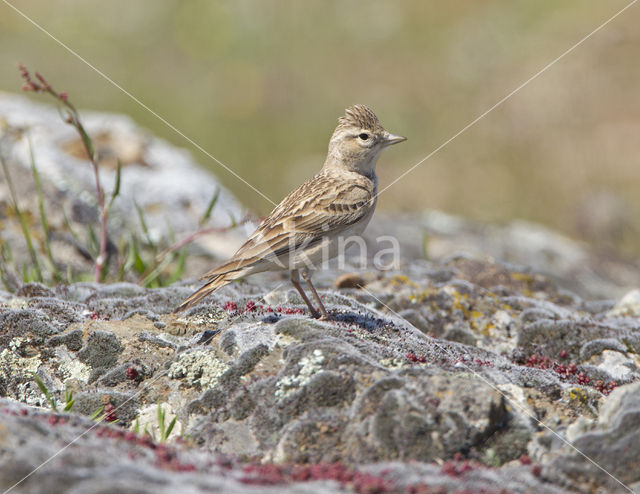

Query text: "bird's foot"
[309, 310, 331, 321]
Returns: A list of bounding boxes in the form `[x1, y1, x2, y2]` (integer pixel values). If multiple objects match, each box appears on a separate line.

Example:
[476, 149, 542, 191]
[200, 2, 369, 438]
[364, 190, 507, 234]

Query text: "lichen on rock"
[168, 349, 230, 389]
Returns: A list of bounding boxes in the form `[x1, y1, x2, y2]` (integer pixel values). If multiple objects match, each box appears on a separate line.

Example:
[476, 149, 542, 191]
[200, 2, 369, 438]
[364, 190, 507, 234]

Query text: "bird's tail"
[173, 274, 235, 313]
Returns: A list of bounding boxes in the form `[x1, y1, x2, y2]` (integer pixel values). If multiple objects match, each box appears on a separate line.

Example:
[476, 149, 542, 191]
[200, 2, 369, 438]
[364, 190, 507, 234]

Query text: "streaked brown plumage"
[175, 105, 406, 318]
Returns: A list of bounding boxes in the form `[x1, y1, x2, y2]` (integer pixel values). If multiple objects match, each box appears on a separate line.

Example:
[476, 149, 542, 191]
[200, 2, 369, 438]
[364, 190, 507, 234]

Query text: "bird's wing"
[200, 173, 375, 279]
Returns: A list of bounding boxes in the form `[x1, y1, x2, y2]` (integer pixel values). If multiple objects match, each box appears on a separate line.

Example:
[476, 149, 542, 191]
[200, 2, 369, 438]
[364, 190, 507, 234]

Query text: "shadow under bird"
[175, 104, 406, 319]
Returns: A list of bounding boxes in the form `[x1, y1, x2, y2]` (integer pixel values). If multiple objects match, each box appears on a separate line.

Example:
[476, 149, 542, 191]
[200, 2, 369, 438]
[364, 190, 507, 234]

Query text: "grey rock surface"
[1, 254, 639, 493]
[366, 210, 640, 300]
[545, 381, 640, 492]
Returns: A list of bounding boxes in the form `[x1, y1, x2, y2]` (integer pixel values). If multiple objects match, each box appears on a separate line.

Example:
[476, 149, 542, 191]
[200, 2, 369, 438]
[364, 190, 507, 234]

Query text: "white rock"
[607, 289, 640, 318]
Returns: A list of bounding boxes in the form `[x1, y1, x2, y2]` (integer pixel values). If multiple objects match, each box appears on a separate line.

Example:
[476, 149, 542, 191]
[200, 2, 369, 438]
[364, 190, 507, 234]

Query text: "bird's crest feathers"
[337, 104, 384, 133]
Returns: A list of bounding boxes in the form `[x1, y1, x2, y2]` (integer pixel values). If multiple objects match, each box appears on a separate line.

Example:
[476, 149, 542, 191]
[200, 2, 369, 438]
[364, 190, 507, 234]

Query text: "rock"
[546, 381, 640, 492]
[15, 282, 54, 298]
[398, 309, 431, 335]
[0, 399, 573, 494]
[168, 349, 230, 388]
[579, 338, 628, 360]
[367, 210, 640, 300]
[1, 251, 636, 492]
[591, 350, 635, 381]
[47, 329, 85, 352]
[442, 321, 477, 346]
[77, 330, 123, 382]
[0, 309, 59, 349]
[607, 289, 640, 318]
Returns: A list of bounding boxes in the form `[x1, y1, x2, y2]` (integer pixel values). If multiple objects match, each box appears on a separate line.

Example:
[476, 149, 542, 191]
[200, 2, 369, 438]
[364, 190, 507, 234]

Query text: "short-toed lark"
[175, 104, 406, 318]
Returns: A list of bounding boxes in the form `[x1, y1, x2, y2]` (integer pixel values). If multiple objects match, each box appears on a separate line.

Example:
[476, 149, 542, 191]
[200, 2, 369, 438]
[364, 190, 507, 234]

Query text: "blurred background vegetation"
[1, 0, 639, 256]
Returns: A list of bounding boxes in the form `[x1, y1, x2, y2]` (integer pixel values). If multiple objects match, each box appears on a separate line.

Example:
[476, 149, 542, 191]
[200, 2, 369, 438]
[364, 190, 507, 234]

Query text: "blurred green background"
[1, 1, 639, 255]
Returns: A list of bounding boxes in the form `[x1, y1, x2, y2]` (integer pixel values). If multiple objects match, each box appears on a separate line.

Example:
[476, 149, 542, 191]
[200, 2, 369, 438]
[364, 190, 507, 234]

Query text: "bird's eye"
[358, 133, 369, 140]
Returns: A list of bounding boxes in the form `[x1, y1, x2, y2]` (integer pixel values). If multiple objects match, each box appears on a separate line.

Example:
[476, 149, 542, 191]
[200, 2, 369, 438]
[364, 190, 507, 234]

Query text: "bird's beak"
[384, 132, 407, 146]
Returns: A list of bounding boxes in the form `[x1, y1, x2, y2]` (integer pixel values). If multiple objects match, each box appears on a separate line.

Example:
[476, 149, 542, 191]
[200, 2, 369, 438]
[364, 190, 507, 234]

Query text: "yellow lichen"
[469, 310, 483, 319]
[390, 275, 418, 288]
[568, 388, 588, 404]
[449, 291, 470, 319]
[510, 272, 535, 283]
[481, 322, 495, 337]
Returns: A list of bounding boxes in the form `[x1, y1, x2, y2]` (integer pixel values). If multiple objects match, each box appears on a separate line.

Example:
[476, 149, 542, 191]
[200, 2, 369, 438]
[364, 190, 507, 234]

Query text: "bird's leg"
[301, 269, 330, 320]
[290, 270, 320, 318]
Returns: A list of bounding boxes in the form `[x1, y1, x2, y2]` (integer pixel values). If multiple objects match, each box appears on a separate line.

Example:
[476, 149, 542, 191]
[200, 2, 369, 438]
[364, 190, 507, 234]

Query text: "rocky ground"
[1, 256, 639, 493]
[1, 94, 640, 493]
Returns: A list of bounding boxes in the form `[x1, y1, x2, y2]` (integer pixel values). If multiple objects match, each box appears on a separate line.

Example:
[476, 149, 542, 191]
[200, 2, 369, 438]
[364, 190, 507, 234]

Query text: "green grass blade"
[76, 122, 95, 161]
[61, 206, 81, 243]
[33, 373, 57, 412]
[131, 236, 147, 274]
[0, 243, 19, 291]
[63, 388, 75, 411]
[138, 255, 172, 287]
[228, 211, 238, 228]
[107, 159, 122, 212]
[164, 416, 177, 441]
[64, 398, 75, 412]
[134, 201, 155, 249]
[87, 224, 99, 258]
[199, 188, 219, 227]
[0, 153, 43, 282]
[28, 136, 61, 282]
[157, 402, 165, 436]
[165, 247, 187, 286]
[90, 405, 105, 421]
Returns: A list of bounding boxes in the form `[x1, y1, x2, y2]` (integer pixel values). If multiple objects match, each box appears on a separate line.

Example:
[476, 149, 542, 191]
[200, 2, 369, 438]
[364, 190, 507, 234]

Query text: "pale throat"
[323, 147, 381, 179]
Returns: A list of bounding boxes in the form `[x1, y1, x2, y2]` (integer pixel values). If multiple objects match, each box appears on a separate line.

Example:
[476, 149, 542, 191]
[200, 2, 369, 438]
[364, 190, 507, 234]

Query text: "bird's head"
[325, 104, 406, 176]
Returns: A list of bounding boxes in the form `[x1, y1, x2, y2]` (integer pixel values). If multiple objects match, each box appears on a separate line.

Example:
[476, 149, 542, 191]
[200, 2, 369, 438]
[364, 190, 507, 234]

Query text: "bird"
[174, 104, 406, 318]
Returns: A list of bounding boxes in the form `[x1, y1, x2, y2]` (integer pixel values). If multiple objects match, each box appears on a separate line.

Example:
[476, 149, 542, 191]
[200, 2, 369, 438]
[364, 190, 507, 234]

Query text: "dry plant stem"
[58, 97, 108, 283]
[19, 65, 108, 282]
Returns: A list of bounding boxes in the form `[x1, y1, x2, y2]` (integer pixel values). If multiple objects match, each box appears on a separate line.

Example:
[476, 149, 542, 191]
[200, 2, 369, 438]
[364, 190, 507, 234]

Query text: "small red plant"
[519, 454, 532, 465]
[594, 380, 617, 395]
[125, 366, 139, 380]
[523, 352, 620, 394]
[103, 403, 117, 422]
[223, 301, 238, 312]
